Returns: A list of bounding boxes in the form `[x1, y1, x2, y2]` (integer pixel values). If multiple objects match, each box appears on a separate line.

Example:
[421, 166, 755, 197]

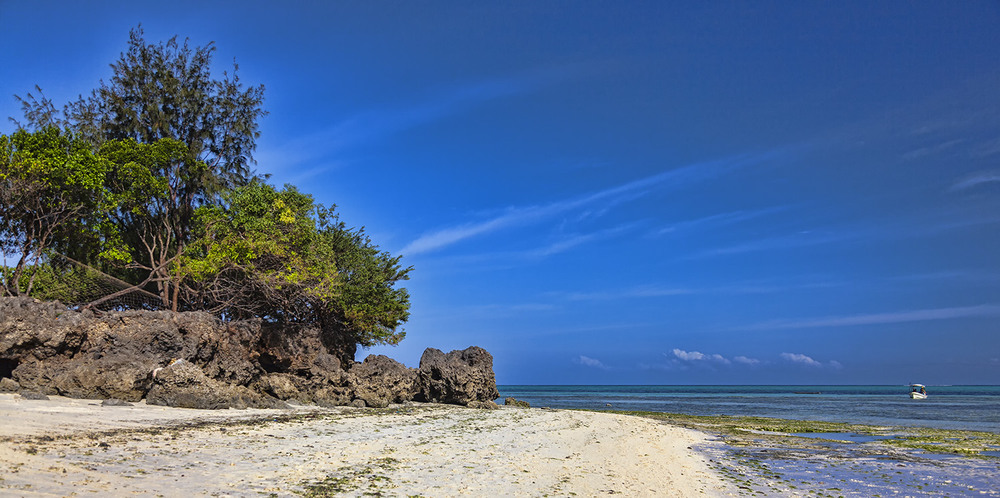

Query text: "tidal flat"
[611, 410, 1000, 496]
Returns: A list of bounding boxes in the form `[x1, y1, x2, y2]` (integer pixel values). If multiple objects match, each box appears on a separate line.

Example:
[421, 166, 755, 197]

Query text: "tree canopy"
[2, 28, 411, 351]
[14, 26, 266, 194]
[0, 128, 112, 296]
[179, 182, 411, 346]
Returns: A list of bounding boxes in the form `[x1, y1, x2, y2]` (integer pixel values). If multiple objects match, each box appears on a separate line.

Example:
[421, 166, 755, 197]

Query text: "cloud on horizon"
[576, 355, 609, 370]
[671, 348, 731, 364]
[733, 356, 761, 366]
[642, 349, 765, 372]
[781, 352, 842, 369]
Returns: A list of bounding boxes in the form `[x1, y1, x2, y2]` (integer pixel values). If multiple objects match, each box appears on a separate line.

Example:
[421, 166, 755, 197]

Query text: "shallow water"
[498, 385, 1000, 432]
[705, 442, 1000, 497]
[790, 432, 894, 443]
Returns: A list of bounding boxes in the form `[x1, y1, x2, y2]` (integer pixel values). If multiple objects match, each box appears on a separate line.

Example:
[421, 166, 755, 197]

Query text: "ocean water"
[497, 385, 1000, 433]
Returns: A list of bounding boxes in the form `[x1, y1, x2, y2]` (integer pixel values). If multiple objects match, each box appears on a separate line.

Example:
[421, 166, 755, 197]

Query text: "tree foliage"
[98, 138, 203, 309]
[0, 128, 112, 296]
[0, 128, 199, 308]
[9, 85, 66, 131]
[16, 26, 266, 195]
[3, 28, 412, 350]
[179, 182, 411, 347]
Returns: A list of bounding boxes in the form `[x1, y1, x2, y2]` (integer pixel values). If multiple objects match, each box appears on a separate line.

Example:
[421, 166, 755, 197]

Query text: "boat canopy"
[910, 384, 925, 388]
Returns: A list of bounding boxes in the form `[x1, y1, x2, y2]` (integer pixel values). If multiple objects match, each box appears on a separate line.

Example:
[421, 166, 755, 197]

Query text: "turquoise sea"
[497, 385, 1000, 433]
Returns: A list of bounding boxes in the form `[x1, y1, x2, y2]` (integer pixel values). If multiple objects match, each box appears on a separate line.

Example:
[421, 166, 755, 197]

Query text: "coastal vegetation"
[1, 27, 411, 349]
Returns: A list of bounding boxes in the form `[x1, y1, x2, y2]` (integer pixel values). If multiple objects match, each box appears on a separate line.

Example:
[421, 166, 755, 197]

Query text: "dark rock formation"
[146, 360, 285, 410]
[0, 297, 262, 400]
[0, 297, 500, 410]
[415, 347, 500, 405]
[254, 373, 306, 401]
[349, 355, 418, 407]
[504, 397, 530, 408]
[467, 400, 500, 410]
[0, 377, 19, 392]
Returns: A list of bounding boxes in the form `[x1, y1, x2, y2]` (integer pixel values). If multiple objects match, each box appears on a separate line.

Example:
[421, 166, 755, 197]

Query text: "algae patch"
[296, 457, 401, 497]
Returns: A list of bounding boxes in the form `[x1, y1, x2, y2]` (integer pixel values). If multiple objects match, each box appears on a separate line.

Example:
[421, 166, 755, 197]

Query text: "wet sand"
[0, 393, 732, 496]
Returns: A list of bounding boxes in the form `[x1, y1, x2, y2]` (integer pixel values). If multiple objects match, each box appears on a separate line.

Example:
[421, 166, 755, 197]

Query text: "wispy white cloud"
[577, 355, 609, 370]
[693, 230, 853, 259]
[655, 206, 789, 237]
[885, 270, 1000, 286]
[402, 151, 784, 256]
[327, 77, 536, 146]
[258, 71, 557, 181]
[740, 304, 1000, 331]
[950, 170, 1000, 192]
[525, 224, 638, 258]
[692, 203, 1000, 260]
[413, 222, 641, 271]
[971, 137, 1000, 158]
[559, 285, 697, 301]
[900, 138, 966, 161]
[555, 276, 843, 302]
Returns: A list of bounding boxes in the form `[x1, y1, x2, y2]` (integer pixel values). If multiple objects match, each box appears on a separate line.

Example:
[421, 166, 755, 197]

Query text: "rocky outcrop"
[415, 347, 500, 405]
[0, 298, 262, 401]
[504, 397, 530, 408]
[146, 360, 285, 410]
[467, 400, 500, 410]
[0, 297, 499, 410]
[349, 355, 419, 408]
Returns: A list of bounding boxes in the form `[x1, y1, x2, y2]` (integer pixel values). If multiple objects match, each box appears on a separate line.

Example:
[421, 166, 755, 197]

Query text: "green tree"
[179, 182, 411, 354]
[9, 27, 268, 309]
[98, 138, 202, 310]
[0, 128, 112, 296]
[5, 29, 414, 354]
[8, 85, 67, 131]
[15, 26, 267, 197]
[0, 128, 205, 310]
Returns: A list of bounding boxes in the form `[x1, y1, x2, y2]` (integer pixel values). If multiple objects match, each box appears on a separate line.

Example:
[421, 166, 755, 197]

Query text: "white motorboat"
[909, 384, 927, 399]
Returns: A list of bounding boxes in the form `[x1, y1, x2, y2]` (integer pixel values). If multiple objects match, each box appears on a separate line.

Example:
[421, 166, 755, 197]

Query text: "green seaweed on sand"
[882, 428, 1000, 457]
[602, 410, 877, 436]
[296, 457, 401, 497]
[599, 410, 1000, 457]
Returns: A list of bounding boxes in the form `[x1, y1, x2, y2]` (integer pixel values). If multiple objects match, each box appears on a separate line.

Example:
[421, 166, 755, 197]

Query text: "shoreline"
[0, 393, 732, 496]
[3, 393, 997, 497]
[497, 384, 1000, 433]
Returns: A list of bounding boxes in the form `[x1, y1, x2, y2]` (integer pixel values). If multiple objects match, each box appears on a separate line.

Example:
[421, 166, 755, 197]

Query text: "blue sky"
[2, 1, 998, 385]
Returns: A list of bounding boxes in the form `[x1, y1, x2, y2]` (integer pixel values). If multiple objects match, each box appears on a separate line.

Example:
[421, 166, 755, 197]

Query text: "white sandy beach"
[0, 393, 733, 496]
